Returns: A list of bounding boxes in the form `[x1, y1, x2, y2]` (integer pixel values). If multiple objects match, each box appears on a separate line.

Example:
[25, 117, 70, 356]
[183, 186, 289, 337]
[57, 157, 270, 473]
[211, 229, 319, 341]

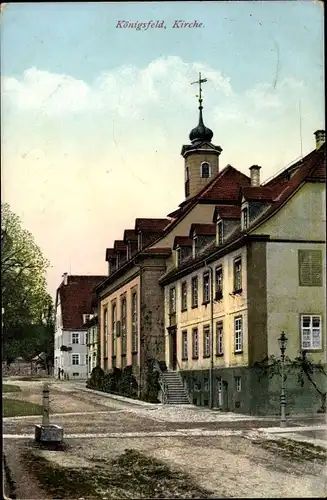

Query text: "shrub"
[86, 366, 104, 390]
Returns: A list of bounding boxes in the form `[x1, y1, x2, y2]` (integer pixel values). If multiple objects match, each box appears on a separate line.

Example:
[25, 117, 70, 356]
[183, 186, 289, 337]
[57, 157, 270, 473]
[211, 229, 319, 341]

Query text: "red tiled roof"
[123, 229, 138, 243]
[56, 275, 106, 330]
[173, 236, 193, 249]
[241, 186, 275, 201]
[190, 223, 216, 237]
[114, 240, 127, 252]
[213, 205, 241, 223]
[250, 144, 325, 231]
[135, 218, 170, 232]
[198, 165, 251, 201]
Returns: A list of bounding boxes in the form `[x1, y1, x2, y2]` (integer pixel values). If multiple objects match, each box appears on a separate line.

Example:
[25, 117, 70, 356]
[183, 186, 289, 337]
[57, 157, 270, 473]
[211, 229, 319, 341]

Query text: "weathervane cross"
[191, 72, 208, 107]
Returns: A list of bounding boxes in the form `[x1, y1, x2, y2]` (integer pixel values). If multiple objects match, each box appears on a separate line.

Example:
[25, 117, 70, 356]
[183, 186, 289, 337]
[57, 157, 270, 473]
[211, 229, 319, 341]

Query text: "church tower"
[181, 73, 222, 200]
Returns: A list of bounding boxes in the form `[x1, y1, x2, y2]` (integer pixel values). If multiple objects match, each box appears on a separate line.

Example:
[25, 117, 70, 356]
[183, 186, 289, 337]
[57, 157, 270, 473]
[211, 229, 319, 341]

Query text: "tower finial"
[191, 72, 208, 110]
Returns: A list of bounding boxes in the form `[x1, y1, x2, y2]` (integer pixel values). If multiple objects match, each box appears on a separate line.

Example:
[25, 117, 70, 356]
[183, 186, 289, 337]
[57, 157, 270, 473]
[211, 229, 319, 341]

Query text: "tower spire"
[189, 72, 213, 144]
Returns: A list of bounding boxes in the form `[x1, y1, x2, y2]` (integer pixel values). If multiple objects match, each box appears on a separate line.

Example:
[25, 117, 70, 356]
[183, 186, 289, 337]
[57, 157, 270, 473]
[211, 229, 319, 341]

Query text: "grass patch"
[255, 437, 327, 463]
[3, 384, 22, 393]
[3, 398, 42, 417]
[24, 448, 214, 499]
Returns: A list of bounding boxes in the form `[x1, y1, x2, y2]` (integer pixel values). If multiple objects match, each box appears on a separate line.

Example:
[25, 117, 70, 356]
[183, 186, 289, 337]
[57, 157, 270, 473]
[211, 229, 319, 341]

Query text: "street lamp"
[278, 331, 288, 427]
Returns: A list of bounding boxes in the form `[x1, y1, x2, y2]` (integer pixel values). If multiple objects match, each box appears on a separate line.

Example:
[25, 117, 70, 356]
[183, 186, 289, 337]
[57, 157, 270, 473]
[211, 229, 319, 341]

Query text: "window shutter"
[299, 250, 322, 286]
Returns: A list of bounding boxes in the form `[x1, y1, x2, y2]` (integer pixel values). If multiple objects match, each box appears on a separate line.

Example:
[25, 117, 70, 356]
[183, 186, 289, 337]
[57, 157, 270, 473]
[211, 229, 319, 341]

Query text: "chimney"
[314, 130, 325, 150]
[249, 165, 261, 187]
[62, 272, 68, 285]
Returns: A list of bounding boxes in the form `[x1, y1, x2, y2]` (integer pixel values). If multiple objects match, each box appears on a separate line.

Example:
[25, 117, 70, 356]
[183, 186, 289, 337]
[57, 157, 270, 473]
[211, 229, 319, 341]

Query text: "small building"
[54, 274, 106, 380]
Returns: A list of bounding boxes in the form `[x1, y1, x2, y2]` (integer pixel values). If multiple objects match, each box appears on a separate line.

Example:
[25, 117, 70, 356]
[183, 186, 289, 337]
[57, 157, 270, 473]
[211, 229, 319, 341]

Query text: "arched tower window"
[185, 167, 190, 198]
[201, 162, 211, 178]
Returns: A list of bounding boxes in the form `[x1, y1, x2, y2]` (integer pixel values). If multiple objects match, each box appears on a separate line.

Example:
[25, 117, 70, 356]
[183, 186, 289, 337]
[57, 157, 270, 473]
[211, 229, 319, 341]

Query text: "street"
[3, 379, 327, 499]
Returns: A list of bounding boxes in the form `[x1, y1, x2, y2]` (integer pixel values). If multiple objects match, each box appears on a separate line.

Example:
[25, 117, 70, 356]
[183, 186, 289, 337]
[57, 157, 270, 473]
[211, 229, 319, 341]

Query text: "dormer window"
[126, 243, 130, 260]
[216, 221, 224, 245]
[192, 236, 198, 259]
[138, 232, 142, 250]
[242, 208, 248, 230]
[200, 162, 211, 178]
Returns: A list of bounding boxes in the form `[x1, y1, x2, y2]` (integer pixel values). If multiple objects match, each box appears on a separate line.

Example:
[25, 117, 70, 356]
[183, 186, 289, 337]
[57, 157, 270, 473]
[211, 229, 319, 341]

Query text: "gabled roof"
[160, 143, 325, 285]
[190, 223, 216, 237]
[123, 229, 138, 243]
[173, 236, 193, 249]
[213, 205, 241, 223]
[56, 275, 106, 330]
[241, 186, 275, 202]
[135, 218, 170, 232]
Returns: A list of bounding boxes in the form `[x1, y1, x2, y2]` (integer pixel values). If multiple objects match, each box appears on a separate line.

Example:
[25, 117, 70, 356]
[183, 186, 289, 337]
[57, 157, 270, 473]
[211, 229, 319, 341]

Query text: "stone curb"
[72, 384, 159, 407]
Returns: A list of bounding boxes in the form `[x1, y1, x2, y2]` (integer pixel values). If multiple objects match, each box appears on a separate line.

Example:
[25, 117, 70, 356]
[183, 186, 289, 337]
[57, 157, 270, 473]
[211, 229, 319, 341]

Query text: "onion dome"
[189, 106, 213, 144]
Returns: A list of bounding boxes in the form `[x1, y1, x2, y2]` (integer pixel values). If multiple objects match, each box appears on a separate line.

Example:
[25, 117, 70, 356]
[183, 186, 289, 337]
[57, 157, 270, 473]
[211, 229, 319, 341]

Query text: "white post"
[42, 383, 50, 425]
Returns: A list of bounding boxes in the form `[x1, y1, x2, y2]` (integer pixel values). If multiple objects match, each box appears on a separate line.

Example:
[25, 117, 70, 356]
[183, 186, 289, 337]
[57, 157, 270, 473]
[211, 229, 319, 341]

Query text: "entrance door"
[170, 330, 177, 370]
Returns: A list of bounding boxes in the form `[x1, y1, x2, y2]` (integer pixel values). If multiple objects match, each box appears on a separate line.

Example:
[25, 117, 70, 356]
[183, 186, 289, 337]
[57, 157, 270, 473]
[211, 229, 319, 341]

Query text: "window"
[72, 332, 80, 344]
[169, 287, 176, 314]
[72, 354, 80, 366]
[203, 272, 210, 304]
[181, 282, 187, 311]
[103, 308, 108, 358]
[242, 208, 248, 230]
[191, 276, 198, 308]
[138, 232, 142, 250]
[301, 315, 322, 350]
[234, 316, 243, 353]
[216, 321, 224, 356]
[299, 250, 322, 286]
[215, 266, 223, 299]
[203, 325, 211, 357]
[200, 162, 211, 178]
[235, 376, 242, 392]
[185, 166, 190, 198]
[175, 247, 181, 267]
[192, 328, 199, 358]
[132, 292, 138, 353]
[121, 297, 127, 355]
[192, 236, 198, 259]
[111, 304, 116, 356]
[217, 221, 224, 245]
[233, 258, 242, 292]
[182, 330, 188, 360]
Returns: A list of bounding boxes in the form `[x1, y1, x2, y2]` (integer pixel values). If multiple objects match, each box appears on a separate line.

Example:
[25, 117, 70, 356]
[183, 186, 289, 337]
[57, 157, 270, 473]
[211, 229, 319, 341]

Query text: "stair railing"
[153, 360, 168, 405]
[176, 358, 192, 404]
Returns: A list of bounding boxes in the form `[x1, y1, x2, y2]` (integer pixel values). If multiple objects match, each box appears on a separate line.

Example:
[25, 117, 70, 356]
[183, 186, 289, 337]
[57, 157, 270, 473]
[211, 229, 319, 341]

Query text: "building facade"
[54, 274, 106, 380]
[159, 134, 326, 414]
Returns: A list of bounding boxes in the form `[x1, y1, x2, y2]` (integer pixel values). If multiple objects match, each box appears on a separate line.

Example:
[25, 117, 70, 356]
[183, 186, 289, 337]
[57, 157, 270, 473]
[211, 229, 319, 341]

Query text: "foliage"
[1, 203, 53, 366]
[2, 384, 22, 393]
[3, 398, 43, 417]
[254, 351, 327, 412]
[86, 365, 139, 399]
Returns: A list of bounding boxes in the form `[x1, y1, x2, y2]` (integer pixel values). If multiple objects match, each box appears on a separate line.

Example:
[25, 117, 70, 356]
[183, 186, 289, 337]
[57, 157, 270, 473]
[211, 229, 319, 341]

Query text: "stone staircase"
[160, 370, 191, 405]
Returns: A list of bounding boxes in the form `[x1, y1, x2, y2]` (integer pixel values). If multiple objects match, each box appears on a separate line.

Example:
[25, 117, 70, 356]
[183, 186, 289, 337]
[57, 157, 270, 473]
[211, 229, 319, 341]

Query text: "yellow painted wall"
[164, 245, 248, 371]
[251, 183, 325, 240]
[266, 241, 326, 362]
[100, 276, 140, 369]
[151, 204, 215, 249]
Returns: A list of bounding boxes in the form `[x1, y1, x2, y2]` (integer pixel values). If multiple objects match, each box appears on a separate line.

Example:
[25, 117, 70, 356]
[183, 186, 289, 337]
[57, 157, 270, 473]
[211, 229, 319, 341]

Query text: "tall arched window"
[201, 162, 211, 178]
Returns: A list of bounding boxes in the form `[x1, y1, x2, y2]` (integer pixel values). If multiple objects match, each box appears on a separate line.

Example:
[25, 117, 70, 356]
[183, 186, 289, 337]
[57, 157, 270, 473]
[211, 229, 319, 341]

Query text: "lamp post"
[278, 331, 288, 427]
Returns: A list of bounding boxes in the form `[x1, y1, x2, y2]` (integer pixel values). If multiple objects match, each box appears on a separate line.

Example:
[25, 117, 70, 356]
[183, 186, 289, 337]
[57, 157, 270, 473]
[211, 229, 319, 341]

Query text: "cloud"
[1, 56, 233, 118]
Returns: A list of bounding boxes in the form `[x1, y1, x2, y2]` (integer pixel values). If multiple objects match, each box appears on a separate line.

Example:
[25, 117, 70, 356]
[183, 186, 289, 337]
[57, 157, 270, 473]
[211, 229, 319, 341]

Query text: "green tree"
[1, 203, 53, 366]
[254, 351, 327, 413]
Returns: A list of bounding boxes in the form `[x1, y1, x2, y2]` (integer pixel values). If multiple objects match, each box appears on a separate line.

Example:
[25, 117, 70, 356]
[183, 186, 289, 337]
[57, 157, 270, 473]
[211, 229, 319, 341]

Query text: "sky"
[1, 1, 325, 298]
